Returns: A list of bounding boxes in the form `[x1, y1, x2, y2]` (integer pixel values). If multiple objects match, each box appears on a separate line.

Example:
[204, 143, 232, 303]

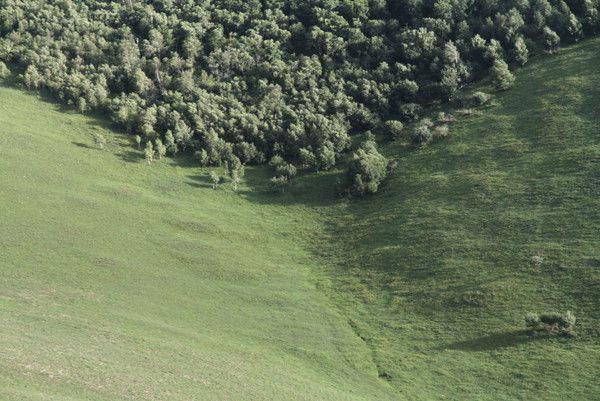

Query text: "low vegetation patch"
[525, 311, 576, 337]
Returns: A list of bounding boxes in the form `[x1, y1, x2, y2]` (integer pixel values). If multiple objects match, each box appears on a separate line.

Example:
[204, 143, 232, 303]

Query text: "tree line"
[0, 0, 597, 193]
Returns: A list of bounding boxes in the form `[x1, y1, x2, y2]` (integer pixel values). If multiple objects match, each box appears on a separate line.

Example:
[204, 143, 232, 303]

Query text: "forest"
[0, 0, 597, 182]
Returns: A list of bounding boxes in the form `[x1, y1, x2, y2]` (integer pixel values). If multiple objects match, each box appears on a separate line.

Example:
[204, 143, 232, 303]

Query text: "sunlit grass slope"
[4, 37, 600, 401]
[321, 37, 600, 400]
[0, 82, 395, 400]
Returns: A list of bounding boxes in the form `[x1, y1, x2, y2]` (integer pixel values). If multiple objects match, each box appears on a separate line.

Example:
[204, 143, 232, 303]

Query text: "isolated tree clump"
[525, 311, 576, 336]
[345, 139, 389, 196]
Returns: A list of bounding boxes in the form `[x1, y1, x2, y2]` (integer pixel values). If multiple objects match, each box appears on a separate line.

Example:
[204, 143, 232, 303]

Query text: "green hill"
[2, 38, 600, 400]
[0, 82, 393, 400]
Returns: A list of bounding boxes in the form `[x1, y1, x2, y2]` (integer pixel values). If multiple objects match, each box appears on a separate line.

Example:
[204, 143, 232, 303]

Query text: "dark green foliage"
[512, 36, 529, 66]
[384, 120, 404, 141]
[0, 0, 593, 169]
[525, 311, 576, 336]
[543, 27, 561, 53]
[345, 140, 388, 196]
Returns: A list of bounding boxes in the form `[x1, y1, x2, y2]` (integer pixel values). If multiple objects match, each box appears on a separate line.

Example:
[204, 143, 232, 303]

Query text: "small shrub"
[269, 176, 289, 193]
[470, 91, 491, 106]
[433, 124, 449, 138]
[524, 311, 576, 337]
[276, 163, 297, 179]
[530, 255, 544, 266]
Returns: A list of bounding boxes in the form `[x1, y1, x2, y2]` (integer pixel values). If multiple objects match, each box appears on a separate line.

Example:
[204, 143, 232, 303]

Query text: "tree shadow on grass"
[116, 150, 141, 164]
[187, 174, 213, 189]
[72, 141, 95, 150]
[442, 330, 534, 352]
[236, 166, 344, 208]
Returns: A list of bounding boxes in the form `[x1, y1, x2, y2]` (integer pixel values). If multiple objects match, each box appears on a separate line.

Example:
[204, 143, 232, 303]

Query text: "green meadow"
[3, 38, 600, 400]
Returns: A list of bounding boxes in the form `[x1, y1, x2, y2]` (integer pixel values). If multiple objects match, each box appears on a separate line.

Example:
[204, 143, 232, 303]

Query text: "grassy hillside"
[3, 37, 600, 401]
[0, 81, 394, 400]
[320, 37, 600, 400]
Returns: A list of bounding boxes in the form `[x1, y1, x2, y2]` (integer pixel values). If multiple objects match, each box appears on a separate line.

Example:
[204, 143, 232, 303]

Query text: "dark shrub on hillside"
[398, 103, 422, 122]
[345, 140, 389, 196]
[525, 311, 576, 336]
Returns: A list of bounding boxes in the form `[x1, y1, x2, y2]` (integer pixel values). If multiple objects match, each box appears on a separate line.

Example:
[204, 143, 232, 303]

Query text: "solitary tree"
[345, 139, 389, 196]
[134, 135, 142, 149]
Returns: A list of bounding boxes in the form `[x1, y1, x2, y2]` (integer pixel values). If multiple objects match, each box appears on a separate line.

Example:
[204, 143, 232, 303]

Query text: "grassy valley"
[2, 37, 600, 400]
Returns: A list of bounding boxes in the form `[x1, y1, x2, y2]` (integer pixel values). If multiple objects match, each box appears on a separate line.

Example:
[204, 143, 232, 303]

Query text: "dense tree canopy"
[0, 0, 597, 172]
